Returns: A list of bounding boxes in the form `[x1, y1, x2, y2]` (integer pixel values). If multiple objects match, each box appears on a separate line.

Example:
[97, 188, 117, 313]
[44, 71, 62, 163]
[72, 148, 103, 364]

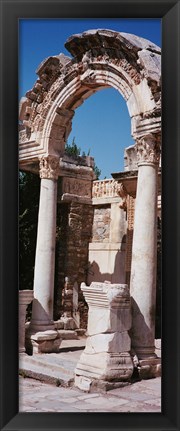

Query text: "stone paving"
[19, 337, 161, 413]
[19, 375, 161, 413]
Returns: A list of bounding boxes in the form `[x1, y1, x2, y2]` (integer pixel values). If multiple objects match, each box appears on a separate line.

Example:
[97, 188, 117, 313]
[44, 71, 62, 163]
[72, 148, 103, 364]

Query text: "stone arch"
[19, 30, 161, 377]
[19, 29, 161, 168]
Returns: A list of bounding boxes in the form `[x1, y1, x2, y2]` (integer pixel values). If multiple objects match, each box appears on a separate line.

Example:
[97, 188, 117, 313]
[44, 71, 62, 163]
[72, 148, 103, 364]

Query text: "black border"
[0, 1, 180, 430]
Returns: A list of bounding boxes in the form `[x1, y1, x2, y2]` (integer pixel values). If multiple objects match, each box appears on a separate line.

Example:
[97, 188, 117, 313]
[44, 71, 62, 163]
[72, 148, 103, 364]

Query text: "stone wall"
[54, 201, 94, 328]
[92, 206, 111, 242]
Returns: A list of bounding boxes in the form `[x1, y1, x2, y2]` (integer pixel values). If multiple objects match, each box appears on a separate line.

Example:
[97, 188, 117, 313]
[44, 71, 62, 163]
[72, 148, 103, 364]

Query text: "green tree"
[65, 138, 101, 179]
[19, 171, 40, 290]
[93, 164, 101, 180]
[65, 137, 81, 158]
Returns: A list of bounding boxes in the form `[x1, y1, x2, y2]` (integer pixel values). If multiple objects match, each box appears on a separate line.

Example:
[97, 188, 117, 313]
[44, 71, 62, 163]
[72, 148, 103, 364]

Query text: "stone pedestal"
[75, 282, 133, 391]
[30, 330, 62, 354]
[130, 134, 161, 377]
[30, 156, 59, 332]
[19, 290, 34, 353]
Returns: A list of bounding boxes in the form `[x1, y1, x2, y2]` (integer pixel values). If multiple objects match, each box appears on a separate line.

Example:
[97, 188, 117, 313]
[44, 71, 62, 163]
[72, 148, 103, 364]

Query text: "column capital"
[39, 155, 59, 180]
[135, 133, 161, 166]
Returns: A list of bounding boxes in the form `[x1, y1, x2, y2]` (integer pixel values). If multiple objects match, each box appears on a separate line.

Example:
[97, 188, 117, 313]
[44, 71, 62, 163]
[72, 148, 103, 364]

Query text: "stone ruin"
[19, 29, 161, 387]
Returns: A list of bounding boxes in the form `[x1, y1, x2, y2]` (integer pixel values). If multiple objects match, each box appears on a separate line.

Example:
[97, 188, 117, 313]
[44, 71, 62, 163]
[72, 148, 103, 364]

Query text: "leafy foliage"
[19, 171, 40, 290]
[93, 164, 101, 180]
[65, 137, 101, 179]
[65, 137, 81, 158]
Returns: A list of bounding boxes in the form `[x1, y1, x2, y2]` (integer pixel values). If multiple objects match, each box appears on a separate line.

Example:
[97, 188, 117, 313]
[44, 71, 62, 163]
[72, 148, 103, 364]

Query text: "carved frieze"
[19, 30, 161, 167]
[62, 178, 91, 198]
[136, 134, 161, 166]
[39, 156, 59, 180]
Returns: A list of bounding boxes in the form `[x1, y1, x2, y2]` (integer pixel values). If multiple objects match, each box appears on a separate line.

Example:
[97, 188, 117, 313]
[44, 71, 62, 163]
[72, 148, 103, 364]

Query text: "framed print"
[0, 0, 180, 430]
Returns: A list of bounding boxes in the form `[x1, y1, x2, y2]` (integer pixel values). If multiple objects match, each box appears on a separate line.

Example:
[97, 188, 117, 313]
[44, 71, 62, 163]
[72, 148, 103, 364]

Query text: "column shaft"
[130, 134, 160, 361]
[30, 175, 57, 331]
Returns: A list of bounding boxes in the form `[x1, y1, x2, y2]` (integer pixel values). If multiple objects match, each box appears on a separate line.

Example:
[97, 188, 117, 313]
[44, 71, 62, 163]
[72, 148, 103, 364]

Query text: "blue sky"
[19, 19, 161, 178]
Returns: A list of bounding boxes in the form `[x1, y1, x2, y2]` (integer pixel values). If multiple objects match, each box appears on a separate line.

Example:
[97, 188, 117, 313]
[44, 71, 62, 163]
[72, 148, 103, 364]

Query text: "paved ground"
[19, 337, 161, 413]
[19, 375, 161, 413]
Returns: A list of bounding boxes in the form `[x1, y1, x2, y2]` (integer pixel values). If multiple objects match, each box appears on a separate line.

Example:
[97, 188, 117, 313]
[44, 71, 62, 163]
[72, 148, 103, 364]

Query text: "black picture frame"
[0, 0, 180, 430]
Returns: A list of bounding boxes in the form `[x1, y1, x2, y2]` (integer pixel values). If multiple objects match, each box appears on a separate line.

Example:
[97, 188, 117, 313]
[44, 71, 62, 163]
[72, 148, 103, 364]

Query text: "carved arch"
[19, 29, 161, 169]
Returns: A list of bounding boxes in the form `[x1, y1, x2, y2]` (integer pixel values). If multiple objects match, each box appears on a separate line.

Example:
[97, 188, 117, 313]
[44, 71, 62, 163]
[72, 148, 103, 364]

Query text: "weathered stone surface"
[75, 375, 92, 392]
[57, 330, 78, 340]
[19, 29, 161, 166]
[120, 32, 161, 53]
[31, 330, 58, 341]
[87, 307, 131, 336]
[138, 358, 161, 379]
[54, 319, 64, 330]
[19, 29, 161, 384]
[31, 337, 61, 354]
[75, 351, 133, 383]
[85, 332, 131, 354]
[75, 282, 133, 387]
[30, 175, 57, 333]
[92, 207, 111, 242]
[29, 330, 61, 354]
[138, 49, 161, 83]
[55, 201, 93, 327]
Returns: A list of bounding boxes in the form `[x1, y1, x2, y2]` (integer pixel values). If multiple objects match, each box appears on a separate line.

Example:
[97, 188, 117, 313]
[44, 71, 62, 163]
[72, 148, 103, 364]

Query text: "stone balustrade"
[92, 179, 119, 199]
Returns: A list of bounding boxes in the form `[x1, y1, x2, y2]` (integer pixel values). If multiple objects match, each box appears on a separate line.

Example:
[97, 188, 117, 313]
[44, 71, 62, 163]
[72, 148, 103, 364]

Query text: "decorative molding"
[136, 134, 161, 166]
[92, 179, 120, 199]
[62, 177, 91, 198]
[39, 156, 59, 180]
[118, 183, 128, 210]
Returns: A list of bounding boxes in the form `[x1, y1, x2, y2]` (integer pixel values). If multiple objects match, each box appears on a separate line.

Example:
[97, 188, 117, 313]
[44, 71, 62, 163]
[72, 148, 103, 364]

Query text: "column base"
[137, 357, 161, 379]
[75, 374, 130, 393]
[75, 351, 133, 392]
[25, 328, 62, 354]
[29, 319, 55, 332]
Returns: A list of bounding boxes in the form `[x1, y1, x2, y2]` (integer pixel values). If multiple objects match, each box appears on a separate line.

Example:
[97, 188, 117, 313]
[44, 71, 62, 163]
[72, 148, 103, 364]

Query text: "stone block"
[138, 358, 161, 379]
[60, 316, 77, 330]
[87, 306, 131, 336]
[31, 330, 58, 341]
[29, 330, 61, 354]
[57, 330, 78, 340]
[75, 375, 92, 392]
[32, 337, 61, 354]
[75, 351, 133, 382]
[54, 319, 64, 330]
[85, 332, 131, 354]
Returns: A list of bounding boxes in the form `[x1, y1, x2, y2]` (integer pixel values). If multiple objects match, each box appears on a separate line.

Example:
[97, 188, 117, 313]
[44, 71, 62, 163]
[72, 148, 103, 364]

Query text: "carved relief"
[81, 51, 141, 85]
[92, 179, 120, 199]
[125, 195, 135, 273]
[39, 156, 59, 180]
[19, 30, 161, 166]
[19, 127, 32, 144]
[136, 134, 161, 165]
[62, 178, 91, 197]
[117, 183, 128, 210]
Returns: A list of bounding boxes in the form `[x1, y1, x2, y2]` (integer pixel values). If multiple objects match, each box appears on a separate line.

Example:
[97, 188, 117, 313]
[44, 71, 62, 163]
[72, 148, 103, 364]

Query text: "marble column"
[30, 156, 59, 332]
[130, 133, 161, 377]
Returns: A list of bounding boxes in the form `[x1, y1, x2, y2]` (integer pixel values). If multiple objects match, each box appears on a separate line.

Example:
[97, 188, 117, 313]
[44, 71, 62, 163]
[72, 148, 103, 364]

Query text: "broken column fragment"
[75, 282, 133, 391]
